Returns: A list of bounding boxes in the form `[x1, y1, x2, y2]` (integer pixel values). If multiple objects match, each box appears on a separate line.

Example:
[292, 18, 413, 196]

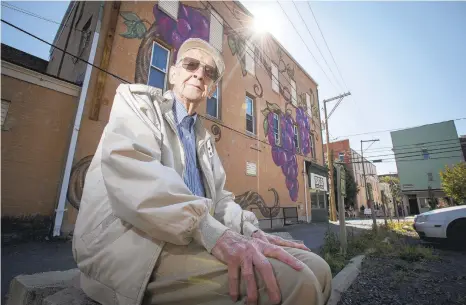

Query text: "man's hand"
[252, 230, 311, 252]
[211, 230, 304, 305]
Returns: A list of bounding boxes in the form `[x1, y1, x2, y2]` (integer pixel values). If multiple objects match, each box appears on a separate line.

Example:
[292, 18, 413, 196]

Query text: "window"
[339, 152, 344, 162]
[306, 93, 312, 117]
[206, 83, 221, 118]
[293, 124, 300, 152]
[209, 10, 223, 52]
[422, 149, 430, 160]
[290, 79, 297, 106]
[311, 190, 326, 209]
[272, 113, 280, 145]
[72, 16, 92, 64]
[2, 99, 10, 127]
[158, 0, 179, 20]
[245, 96, 255, 134]
[148, 42, 170, 93]
[310, 133, 316, 159]
[271, 63, 279, 92]
[245, 41, 255, 75]
[427, 172, 433, 182]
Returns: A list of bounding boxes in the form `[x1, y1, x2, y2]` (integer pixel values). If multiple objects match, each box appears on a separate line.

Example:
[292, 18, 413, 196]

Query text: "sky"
[1, 1, 465, 175]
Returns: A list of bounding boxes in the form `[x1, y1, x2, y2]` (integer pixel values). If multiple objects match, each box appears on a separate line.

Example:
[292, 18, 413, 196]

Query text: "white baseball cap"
[177, 38, 225, 82]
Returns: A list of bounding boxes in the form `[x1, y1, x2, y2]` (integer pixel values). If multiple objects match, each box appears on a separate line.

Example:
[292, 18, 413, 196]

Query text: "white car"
[414, 205, 466, 245]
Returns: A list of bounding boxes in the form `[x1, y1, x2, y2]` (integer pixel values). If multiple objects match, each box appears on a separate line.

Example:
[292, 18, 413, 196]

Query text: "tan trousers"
[143, 242, 332, 305]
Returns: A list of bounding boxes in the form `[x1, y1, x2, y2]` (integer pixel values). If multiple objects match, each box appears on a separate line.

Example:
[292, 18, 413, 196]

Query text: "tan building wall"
[53, 1, 325, 227]
[1, 61, 80, 217]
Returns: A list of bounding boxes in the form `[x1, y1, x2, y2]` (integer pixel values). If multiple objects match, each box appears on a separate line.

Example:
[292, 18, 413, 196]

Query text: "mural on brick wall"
[235, 188, 281, 218]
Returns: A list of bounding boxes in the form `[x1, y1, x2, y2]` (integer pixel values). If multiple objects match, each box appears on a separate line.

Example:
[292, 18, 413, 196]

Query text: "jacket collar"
[160, 90, 212, 146]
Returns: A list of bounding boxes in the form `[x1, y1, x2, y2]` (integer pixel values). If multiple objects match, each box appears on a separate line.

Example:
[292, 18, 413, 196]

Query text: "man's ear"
[168, 66, 177, 85]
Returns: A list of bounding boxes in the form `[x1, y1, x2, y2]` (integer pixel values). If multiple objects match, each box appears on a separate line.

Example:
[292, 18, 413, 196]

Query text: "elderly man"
[73, 39, 331, 305]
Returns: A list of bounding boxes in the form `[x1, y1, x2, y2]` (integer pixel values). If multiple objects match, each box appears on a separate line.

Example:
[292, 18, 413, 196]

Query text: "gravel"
[337, 245, 466, 305]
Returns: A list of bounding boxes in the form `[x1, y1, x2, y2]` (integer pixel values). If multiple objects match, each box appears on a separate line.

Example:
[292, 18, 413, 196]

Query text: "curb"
[327, 254, 366, 305]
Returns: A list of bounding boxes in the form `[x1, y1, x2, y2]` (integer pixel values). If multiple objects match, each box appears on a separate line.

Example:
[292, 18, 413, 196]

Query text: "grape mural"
[262, 100, 313, 202]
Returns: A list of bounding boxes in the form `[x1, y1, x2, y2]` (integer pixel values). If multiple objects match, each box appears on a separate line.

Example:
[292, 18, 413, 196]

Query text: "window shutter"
[245, 42, 255, 75]
[306, 93, 312, 116]
[209, 10, 223, 52]
[158, 0, 179, 20]
[272, 63, 279, 92]
[291, 80, 297, 105]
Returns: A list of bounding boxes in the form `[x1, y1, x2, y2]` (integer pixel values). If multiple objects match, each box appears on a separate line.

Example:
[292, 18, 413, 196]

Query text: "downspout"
[53, 1, 105, 237]
[303, 160, 309, 223]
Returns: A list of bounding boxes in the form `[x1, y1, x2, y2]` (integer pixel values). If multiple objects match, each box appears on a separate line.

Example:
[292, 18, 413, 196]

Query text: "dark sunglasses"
[180, 57, 218, 81]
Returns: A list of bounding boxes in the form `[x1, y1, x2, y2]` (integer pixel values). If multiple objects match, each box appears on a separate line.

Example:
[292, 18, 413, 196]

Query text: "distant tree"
[333, 163, 359, 210]
[440, 162, 466, 205]
[380, 176, 402, 220]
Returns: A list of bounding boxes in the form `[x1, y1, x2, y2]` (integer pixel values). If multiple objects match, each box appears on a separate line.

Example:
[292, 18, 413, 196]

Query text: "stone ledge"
[327, 254, 366, 305]
[42, 287, 99, 305]
[6, 269, 80, 305]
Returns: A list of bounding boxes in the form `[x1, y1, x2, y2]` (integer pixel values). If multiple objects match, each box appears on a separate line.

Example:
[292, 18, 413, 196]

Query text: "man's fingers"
[242, 256, 258, 305]
[252, 254, 281, 304]
[268, 237, 311, 252]
[227, 263, 240, 302]
[263, 246, 304, 271]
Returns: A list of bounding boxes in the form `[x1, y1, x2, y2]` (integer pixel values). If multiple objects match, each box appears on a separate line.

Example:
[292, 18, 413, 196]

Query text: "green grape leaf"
[120, 11, 141, 22]
[261, 108, 270, 117]
[263, 118, 269, 136]
[135, 21, 147, 38]
[228, 35, 237, 55]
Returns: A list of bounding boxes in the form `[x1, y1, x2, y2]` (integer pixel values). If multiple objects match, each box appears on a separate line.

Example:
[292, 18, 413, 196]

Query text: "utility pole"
[361, 139, 379, 229]
[336, 163, 347, 254]
[323, 92, 351, 221]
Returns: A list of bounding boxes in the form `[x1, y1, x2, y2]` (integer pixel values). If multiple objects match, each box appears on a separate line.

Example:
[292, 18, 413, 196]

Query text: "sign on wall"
[246, 162, 257, 176]
[310, 173, 327, 192]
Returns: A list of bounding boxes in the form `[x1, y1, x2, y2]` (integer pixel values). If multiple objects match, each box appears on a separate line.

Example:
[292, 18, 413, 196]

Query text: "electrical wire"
[291, 0, 343, 90]
[276, 1, 340, 93]
[1, 2, 86, 34]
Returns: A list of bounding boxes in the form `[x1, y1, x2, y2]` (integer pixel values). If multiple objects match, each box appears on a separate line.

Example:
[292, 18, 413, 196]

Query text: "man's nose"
[192, 65, 205, 80]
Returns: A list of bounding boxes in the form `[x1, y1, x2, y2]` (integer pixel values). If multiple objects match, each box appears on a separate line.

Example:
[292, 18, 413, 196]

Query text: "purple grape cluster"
[296, 107, 311, 156]
[267, 112, 299, 201]
[153, 4, 210, 58]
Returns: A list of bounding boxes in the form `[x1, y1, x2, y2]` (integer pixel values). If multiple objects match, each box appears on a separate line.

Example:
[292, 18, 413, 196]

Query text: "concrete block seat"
[5, 269, 99, 305]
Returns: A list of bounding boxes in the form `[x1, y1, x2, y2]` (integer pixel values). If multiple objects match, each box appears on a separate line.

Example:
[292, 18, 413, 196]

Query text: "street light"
[361, 139, 379, 229]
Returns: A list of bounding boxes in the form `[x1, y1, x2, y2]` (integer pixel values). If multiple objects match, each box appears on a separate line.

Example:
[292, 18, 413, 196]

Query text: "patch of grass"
[398, 244, 437, 262]
[385, 221, 415, 235]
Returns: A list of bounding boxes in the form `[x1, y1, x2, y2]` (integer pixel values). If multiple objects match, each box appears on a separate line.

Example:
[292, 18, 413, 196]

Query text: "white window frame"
[206, 82, 221, 119]
[245, 41, 255, 75]
[209, 10, 223, 52]
[339, 152, 344, 162]
[148, 42, 170, 93]
[306, 93, 312, 116]
[271, 63, 279, 93]
[293, 124, 300, 152]
[290, 79, 297, 106]
[310, 133, 316, 159]
[245, 96, 255, 134]
[158, 0, 179, 20]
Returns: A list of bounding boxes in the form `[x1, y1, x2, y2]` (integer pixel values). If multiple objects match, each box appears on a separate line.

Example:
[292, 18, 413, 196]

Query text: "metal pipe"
[53, 1, 104, 237]
[303, 160, 309, 223]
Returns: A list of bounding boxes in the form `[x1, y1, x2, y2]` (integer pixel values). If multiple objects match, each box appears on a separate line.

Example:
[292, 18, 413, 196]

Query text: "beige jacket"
[72, 84, 259, 305]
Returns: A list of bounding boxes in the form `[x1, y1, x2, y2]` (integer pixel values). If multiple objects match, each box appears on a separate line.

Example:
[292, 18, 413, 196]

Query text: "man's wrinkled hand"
[211, 230, 304, 305]
[252, 230, 311, 252]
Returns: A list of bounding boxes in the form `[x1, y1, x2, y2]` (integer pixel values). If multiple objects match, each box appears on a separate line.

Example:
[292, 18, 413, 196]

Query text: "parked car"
[413, 205, 466, 245]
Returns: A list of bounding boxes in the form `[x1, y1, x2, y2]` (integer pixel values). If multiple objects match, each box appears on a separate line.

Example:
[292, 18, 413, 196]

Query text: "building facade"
[324, 139, 381, 214]
[47, 1, 327, 231]
[1, 44, 81, 236]
[391, 120, 464, 215]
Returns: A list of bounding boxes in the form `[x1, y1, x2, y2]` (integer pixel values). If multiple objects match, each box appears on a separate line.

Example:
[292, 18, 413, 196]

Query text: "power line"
[352, 147, 464, 162]
[1, 2, 86, 34]
[291, 0, 343, 90]
[348, 154, 464, 165]
[1, 19, 322, 161]
[307, 2, 348, 90]
[333, 117, 466, 139]
[276, 1, 341, 93]
[1, 19, 130, 84]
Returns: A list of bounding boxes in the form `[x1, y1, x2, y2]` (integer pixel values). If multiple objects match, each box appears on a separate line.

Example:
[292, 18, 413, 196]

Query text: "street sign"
[310, 173, 328, 192]
[340, 167, 346, 197]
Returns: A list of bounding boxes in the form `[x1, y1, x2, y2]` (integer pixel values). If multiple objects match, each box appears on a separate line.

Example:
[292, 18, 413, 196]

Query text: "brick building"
[44, 0, 328, 233]
[324, 139, 381, 213]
